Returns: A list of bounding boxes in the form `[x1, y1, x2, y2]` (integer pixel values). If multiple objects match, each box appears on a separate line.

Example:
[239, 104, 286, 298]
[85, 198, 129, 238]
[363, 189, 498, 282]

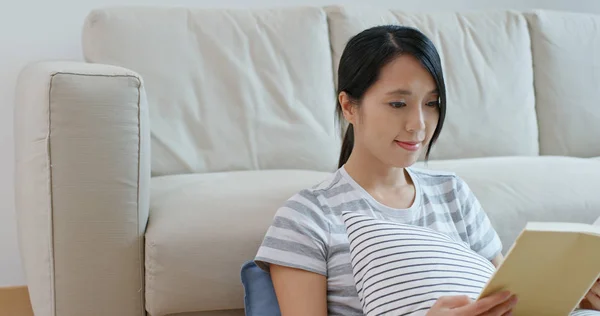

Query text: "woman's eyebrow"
[386, 88, 438, 95]
[386, 88, 412, 95]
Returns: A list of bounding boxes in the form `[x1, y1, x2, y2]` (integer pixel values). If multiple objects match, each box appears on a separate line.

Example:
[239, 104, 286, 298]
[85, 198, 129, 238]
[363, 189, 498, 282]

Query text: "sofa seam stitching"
[48, 72, 139, 78]
[48, 73, 57, 316]
[135, 76, 145, 316]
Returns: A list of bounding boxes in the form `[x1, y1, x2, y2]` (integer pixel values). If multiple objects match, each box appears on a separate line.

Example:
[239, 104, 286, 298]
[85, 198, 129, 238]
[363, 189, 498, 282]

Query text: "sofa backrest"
[83, 7, 339, 176]
[526, 10, 600, 157]
[82, 6, 600, 176]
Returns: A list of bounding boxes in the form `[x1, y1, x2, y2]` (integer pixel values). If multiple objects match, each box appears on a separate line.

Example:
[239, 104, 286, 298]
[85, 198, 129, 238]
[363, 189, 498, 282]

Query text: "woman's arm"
[455, 177, 503, 264]
[491, 253, 504, 268]
[270, 264, 328, 316]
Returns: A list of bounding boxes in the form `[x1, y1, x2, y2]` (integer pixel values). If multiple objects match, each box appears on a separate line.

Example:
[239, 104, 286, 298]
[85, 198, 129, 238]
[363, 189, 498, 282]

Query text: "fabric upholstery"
[326, 6, 538, 160]
[14, 61, 150, 316]
[82, 6, 339, 176]
[146, 157, 600, 314]
[526, 10, 600, 158]
[341, 212, 495, 315]
[240, 261, 281, 316]
[414, 156, 600, 254]
[164, 311, 244, 316]
[145, 170, 329, 316]
[571, 310, 600, 316]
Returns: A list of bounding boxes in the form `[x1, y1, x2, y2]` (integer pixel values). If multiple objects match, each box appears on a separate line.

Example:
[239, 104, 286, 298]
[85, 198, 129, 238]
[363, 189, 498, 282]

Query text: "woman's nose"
[405, 106, 426, 133]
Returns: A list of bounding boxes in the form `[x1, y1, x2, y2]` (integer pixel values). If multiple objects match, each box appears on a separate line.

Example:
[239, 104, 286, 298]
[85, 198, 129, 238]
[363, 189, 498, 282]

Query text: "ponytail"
[338, 124, 354, 168]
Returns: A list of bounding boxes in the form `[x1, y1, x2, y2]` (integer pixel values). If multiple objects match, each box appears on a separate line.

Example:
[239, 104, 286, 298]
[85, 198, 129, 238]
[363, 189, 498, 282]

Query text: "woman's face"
[341, 54, 440, 168]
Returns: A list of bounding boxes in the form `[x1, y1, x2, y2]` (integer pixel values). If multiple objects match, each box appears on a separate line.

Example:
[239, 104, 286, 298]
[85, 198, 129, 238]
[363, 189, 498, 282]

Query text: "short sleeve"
[255, 191, 329, 276]
[456, 177, 503, 260]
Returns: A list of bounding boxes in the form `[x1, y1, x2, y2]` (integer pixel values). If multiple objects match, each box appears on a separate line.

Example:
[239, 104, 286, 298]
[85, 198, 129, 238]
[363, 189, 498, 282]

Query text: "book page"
[525, 222, 600, 236]
[478, 227, 600, 316]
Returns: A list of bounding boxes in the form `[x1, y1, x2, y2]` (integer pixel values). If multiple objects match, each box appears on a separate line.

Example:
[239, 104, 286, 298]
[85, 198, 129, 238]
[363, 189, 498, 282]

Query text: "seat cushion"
[414, 156, 600, 254]
[326, 6, 538, 160]
[145, 170, 330, 316]
[145, 158, 600, 315]
[83, 7, 338, 175]
[527, 10, 600, 158]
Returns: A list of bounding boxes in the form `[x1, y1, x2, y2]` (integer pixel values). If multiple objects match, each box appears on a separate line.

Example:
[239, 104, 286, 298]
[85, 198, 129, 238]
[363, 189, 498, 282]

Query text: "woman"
[254, 25, 599, 315]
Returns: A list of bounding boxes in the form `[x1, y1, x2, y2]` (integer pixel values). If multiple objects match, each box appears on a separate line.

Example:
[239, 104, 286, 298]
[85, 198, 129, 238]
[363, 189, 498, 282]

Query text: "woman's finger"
[454, 291, 512, 315]
[482, 295, 518, 316]
[590, 280, 600, 297]
[585, 290, 600, 310]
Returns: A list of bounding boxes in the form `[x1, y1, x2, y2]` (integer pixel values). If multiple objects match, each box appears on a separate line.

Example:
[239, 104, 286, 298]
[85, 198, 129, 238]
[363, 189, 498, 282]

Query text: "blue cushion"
[240, 260, 281, 316]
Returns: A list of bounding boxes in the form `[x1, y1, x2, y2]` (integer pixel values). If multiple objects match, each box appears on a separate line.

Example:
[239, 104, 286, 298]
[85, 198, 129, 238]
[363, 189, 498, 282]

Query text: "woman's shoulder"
[277, 169, 349, 217]
[308, 168, 347, 192]
[291, 168, 348, 200]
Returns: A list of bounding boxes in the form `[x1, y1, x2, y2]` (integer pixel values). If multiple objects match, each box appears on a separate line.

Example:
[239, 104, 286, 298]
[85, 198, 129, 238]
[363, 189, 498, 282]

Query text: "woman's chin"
[387, 155, 420, 168]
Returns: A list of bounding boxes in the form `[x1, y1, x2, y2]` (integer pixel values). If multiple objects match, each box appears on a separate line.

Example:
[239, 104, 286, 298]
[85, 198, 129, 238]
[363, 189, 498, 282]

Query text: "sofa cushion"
[326, 6, 538, 160]
[145, 170, 329, 316]
[414, 156, 600, 255]
[145, 156, 600, 315]
[527, 10, 600, 158]
[83, 7, 338, 176]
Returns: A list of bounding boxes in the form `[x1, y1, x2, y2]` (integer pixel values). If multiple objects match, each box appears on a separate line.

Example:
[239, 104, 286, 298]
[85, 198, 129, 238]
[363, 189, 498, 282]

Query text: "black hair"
[336, 25, 447, 168]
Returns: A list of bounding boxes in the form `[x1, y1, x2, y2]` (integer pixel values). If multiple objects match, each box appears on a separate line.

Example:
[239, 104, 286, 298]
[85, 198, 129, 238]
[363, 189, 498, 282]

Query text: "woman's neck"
[343, 148, 411, 191]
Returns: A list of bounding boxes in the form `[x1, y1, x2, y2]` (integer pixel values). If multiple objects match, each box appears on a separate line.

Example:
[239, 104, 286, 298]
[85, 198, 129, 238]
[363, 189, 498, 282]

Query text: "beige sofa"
[14, 5, 600, 316]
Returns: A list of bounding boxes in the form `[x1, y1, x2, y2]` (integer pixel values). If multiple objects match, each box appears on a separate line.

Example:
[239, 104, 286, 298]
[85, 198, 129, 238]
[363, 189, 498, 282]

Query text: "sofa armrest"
[14, 61, 150, 316]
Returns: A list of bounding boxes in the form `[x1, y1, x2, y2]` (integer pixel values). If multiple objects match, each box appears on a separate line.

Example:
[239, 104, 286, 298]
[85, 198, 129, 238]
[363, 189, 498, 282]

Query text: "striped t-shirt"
[255, 166, 503, 315]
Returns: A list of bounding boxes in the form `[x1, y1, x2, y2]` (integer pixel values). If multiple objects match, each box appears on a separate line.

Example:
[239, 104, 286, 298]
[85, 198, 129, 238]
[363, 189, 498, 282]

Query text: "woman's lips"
[395, 141, 421, 151]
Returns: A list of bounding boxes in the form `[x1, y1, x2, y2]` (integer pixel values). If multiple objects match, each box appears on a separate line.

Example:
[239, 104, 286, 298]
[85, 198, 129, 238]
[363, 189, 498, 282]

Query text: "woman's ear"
[339, 92, 357, 125]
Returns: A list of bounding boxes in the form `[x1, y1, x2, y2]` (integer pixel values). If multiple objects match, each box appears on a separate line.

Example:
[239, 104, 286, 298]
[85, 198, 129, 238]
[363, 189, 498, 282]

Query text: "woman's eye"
[389, 101, 407, 108]
[426, 100, 440, 108]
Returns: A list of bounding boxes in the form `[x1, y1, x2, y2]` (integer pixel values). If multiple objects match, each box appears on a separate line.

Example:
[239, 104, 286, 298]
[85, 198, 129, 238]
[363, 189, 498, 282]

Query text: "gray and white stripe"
[571, 310, 600, 316]
[255, 166, 502, 315]
[342, 212, 496, 316]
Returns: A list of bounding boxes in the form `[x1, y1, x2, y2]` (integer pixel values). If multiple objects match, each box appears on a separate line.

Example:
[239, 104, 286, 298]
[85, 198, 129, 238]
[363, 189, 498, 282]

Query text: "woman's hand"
[580, 278, 600, 311]
[426, 291, 518, 316]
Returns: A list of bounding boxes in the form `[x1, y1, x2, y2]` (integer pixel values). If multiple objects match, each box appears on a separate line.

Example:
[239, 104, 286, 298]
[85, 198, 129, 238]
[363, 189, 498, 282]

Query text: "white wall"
[2, 0, 600, 287]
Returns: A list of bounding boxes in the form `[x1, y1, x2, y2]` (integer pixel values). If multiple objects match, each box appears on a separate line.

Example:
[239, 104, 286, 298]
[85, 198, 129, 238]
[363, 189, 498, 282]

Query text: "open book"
[477, 221, 600, 316]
